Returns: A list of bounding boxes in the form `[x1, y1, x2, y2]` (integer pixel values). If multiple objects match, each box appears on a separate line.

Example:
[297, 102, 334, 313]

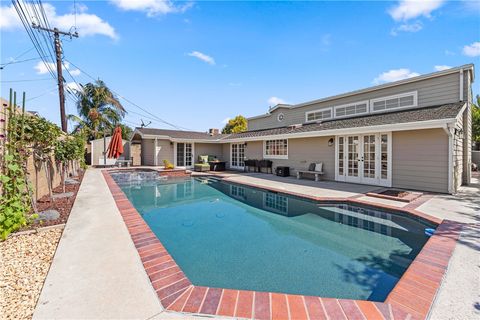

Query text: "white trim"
[154, 138, 158, 166]
[334, 132, 392, 187]
[230, 143, 246, 170]
[173, 142, 177, 167]
[305, 107, 333, 123]
[263, 139, 289, 159]
[246, 64, 473, 120]
[460, 68, 464, 101]
[443, 124, 454, 194]
[369, 91, 418, 113]
[226, 118, 455, 143]
[174, 142, 194, 168]
[333, 100, 369, 119]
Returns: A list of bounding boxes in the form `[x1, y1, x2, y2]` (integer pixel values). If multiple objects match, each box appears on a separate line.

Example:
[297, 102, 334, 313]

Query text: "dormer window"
[370, 91, 417, 112]
[305, 107, 333, 122]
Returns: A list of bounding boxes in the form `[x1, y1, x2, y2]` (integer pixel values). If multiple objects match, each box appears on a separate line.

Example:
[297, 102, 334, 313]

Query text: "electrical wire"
[0, 78, 52, 83]
[64, 59, 193, 131]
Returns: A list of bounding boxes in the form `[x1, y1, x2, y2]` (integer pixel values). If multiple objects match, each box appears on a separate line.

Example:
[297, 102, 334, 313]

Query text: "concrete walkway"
[33, 170, 162, 319]
[33, 168, 480, 319]
[426, 176, 480, 320]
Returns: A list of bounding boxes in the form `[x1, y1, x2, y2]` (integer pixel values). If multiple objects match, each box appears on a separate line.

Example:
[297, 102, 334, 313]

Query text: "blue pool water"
[113, 174, 433, 301]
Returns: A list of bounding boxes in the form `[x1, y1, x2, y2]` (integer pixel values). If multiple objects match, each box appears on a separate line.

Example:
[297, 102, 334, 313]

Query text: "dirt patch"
[19, 171, 84, 232]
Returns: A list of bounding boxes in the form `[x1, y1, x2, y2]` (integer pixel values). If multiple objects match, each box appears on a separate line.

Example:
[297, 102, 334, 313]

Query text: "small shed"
[90, 136, 130, 166]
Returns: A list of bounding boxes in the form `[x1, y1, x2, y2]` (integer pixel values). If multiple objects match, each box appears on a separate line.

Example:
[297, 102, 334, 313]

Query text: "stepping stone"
[37, 209, 60, 221]
[52, 192, 74, 199]
[65, 179, 79, 185]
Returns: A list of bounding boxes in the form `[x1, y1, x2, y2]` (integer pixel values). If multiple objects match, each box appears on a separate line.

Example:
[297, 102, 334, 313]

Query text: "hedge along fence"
[0, 91, 86, 239]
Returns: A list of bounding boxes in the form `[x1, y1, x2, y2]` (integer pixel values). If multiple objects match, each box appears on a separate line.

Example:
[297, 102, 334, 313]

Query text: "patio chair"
[297, 162, 324, 181]
[194, 155, 210, 172]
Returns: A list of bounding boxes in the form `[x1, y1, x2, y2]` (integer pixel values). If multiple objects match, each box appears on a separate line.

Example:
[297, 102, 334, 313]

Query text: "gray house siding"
[392, 129, 449, 193]
[248, 72, 461, 131]
[243, 137, 335, 179]
[141, 139, 155, 166]
[195, 143, 224, 162]
[222, 143, 231, 169]
[245, 141, 263, 159]
[156, 139, 174, 165]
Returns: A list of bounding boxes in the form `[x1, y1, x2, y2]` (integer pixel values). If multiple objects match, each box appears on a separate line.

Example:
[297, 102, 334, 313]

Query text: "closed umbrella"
[107, 127, 124, 159]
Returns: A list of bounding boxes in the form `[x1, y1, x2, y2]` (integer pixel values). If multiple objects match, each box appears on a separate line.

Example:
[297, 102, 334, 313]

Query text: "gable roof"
[247, 63, 474, 120]
[226, 102, 464, 141]
[132, 102, 464, 143]
[133, 128, 228, 140]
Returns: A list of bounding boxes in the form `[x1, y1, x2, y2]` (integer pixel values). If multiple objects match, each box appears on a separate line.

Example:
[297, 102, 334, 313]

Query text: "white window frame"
[173, 142, 194, 168]
[334, 132, 392, 187]
[305, 107, 333, 123]
[263, 139, 288, 159]
[334, 100, 369, 119]
[262, 192, 289, 214]
[230, 143, 246, 169]
[369, 91, 418, 113]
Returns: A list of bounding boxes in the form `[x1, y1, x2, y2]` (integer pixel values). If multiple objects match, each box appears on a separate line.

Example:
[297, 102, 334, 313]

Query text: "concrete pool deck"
[33, 168, 479, 319]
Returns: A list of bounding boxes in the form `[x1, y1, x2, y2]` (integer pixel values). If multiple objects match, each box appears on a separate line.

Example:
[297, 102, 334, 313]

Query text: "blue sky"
[1, 0, 479, 132]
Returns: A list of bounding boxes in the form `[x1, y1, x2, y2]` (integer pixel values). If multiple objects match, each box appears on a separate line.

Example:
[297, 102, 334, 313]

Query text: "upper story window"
[370, 91, 417, 112]
[334, 101, 368, 118]
[305, 107, 333, 122]
[264, 139, 288, 159]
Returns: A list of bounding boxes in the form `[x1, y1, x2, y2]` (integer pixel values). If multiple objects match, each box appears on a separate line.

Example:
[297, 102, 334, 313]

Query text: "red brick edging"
[102, 170, 461, 320]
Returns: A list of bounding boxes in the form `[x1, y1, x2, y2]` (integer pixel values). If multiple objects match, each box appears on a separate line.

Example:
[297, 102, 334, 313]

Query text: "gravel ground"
[0, 228, 63, 320]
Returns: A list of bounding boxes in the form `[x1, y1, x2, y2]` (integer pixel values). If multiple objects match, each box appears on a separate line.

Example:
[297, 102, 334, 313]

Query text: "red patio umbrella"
[107, 126, 124, 159]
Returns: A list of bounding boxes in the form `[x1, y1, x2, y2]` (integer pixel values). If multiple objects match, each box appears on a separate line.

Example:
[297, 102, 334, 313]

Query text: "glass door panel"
[347, 136, 360, 181]
[231, 143, 245, 169]
[176, 143, 185, 166]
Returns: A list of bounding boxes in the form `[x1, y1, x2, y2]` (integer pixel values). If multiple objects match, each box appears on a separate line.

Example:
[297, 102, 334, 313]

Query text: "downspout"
[154, 137, 158, 166]
[443, 124, 454, 194]
[459, 68, 464, 101]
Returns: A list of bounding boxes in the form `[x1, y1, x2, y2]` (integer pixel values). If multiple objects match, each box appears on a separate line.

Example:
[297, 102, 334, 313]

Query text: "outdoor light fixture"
[328, 138, 334, 146]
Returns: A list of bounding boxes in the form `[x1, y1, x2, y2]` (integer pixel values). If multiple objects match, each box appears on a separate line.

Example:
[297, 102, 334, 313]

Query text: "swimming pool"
[114, 174, 433, 301]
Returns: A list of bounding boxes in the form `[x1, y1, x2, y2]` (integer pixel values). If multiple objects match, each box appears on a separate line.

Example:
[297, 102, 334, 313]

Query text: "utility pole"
[32, 23, 78, 132]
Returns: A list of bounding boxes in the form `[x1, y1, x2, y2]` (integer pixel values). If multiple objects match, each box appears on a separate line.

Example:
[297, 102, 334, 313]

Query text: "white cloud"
[268, 97, 287, 106]
[66, 82, 82, 93]
[188, 51, 215, 65]
[34, 61, 68, 74]
[110, 0, 193, 17]
[0, 3, 117, 39]
[445, 49, 455, 56]
[390, 21, 423, 35]
[373, 68, 420, 84]
[389, 0, 445, 21]
[434, 65, 452, 71]
[70, 69, 81, 76]
[221, 117, 230, 124]
[34, 61, 83, 78]
[462, 41, 480, 57]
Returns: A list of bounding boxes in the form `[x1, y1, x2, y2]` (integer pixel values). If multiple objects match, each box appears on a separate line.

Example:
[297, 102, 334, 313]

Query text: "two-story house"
[130, 64, 474, 194]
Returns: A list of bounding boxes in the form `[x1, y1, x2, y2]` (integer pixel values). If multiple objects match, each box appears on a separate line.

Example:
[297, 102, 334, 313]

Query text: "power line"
[0, 56, 45, 67]
[0, 78, 52, 83]
[64, 59, 192, 131]
[25, 86, 58, 101]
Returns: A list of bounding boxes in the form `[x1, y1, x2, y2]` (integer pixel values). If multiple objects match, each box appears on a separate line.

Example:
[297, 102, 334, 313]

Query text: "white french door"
[230, 143, 245, 170]
[336, 133, 391, 186]
[175, 142, 193, 168]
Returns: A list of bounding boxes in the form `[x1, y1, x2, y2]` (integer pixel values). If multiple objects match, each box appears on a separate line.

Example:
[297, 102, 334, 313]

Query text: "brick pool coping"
[102, 170, 462, 320]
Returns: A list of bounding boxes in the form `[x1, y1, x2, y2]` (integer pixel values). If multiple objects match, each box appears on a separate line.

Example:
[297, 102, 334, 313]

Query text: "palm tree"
[68, 80, 126, 140]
